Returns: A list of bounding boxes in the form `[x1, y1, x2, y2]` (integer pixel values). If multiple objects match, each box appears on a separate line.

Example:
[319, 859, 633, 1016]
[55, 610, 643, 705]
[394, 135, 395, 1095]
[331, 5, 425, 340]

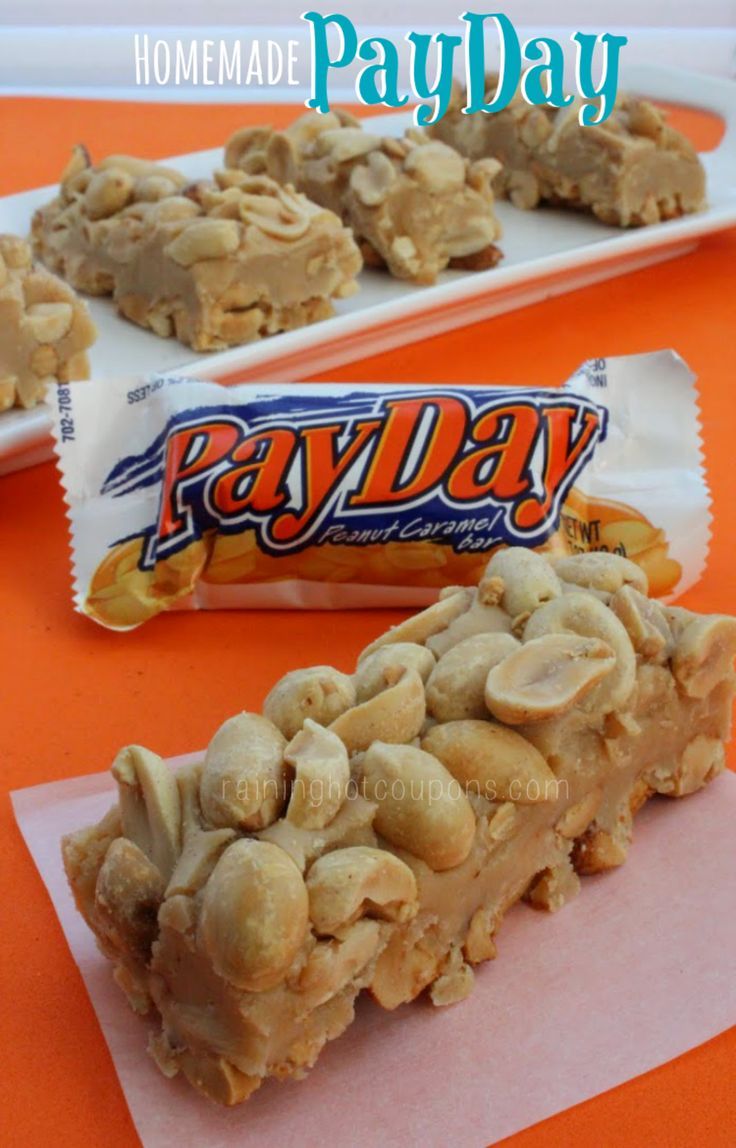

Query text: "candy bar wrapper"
[51, 349, 709, 630]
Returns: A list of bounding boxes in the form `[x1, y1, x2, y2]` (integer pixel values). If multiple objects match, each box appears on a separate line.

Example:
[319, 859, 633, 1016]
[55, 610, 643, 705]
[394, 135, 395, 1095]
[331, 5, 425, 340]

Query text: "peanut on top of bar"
[0, 233, 96, 412]
[225, 110, 503, 284]
[62, 548, 736, 1106]
[429, 80, 707, 227]
[32, 148, 362, 352]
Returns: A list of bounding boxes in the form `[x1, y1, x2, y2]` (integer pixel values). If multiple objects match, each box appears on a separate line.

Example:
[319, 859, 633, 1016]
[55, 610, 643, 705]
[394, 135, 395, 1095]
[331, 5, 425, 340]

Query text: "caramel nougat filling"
[225, 110, 503, 284]
[32, 149, 362, 352]
[429, 81, 706, 227]
[0, 233, 96, 411]
[63, 549, 736, 1106]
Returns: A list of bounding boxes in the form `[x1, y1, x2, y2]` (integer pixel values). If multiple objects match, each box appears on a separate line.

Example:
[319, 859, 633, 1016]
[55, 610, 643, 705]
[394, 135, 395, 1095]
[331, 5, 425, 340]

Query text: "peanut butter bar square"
[430, 84, 706, 226]
[33, 150, 362, 352]
[225, 110, 503, 284]
[32, 148, 190, 295]
[0, 234, 96, 411]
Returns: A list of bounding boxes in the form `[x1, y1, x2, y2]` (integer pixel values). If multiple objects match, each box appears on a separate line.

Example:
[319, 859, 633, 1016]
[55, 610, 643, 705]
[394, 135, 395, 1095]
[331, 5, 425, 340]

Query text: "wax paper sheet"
[11, 759, 736, 1147]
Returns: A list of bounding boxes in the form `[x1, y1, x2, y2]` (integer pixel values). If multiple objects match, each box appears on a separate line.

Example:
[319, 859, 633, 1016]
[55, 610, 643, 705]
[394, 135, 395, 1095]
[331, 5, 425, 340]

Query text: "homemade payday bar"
[225, 111, 503, 283]
[31, 148, 190, 295]
[429, 84, 706, 226]
[0, 234, 96, 411]
[32, 149, 362, 351]
[63, 549, 736, 1105]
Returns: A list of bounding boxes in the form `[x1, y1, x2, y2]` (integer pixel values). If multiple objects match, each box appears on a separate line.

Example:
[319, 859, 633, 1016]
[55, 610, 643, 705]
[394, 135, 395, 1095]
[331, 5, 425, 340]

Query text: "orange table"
[1, 98, 735, 1148]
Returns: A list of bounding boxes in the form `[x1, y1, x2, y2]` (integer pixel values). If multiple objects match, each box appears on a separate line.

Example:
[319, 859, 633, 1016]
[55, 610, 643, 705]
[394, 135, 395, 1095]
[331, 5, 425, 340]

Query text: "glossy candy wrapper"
[51, 350, 709, 630]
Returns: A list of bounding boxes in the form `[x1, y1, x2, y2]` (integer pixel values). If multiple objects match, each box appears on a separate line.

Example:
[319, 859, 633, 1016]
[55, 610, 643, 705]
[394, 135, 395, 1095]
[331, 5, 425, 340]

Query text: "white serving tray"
[1, 63, 735, 475]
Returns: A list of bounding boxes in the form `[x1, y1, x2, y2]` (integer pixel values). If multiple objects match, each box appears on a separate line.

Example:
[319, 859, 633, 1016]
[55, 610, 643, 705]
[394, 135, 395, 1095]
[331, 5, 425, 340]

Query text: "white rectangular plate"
[2, 63, 735, 475]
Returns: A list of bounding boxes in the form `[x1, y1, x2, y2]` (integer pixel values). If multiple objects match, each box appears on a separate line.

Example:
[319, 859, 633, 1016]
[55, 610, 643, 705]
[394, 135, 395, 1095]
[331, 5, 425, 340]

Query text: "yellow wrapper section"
[84, 488, 682, 629]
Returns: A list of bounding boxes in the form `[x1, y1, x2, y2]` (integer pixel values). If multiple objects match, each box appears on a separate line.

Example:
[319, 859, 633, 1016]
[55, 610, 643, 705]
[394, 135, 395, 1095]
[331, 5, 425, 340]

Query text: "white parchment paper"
[11, 759, 736, 1148]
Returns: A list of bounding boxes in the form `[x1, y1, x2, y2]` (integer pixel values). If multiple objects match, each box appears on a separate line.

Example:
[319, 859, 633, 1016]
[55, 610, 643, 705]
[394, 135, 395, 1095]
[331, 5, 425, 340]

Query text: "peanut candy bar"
[0, 234, 96, 411]
[225, 110, 503, 284]
[429, 83, 706, 226]
[33, 149, 362, 352]
[31, 148, 190, 295]
[63, 549, 736, 1105]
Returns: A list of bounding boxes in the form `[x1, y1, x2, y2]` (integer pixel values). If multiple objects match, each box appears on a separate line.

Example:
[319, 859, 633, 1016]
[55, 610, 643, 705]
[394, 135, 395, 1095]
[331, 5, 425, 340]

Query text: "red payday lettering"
[154, 394, 604, 553]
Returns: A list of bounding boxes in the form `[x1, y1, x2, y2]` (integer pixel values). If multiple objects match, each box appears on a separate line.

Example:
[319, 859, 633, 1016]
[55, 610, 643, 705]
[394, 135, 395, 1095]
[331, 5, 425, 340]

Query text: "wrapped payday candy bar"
[50, 350, 709, 630]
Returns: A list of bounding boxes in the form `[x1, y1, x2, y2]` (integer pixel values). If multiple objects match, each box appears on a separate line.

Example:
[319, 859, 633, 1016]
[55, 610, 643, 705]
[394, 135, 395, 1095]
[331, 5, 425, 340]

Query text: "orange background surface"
[1, 97, 735, 1147]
